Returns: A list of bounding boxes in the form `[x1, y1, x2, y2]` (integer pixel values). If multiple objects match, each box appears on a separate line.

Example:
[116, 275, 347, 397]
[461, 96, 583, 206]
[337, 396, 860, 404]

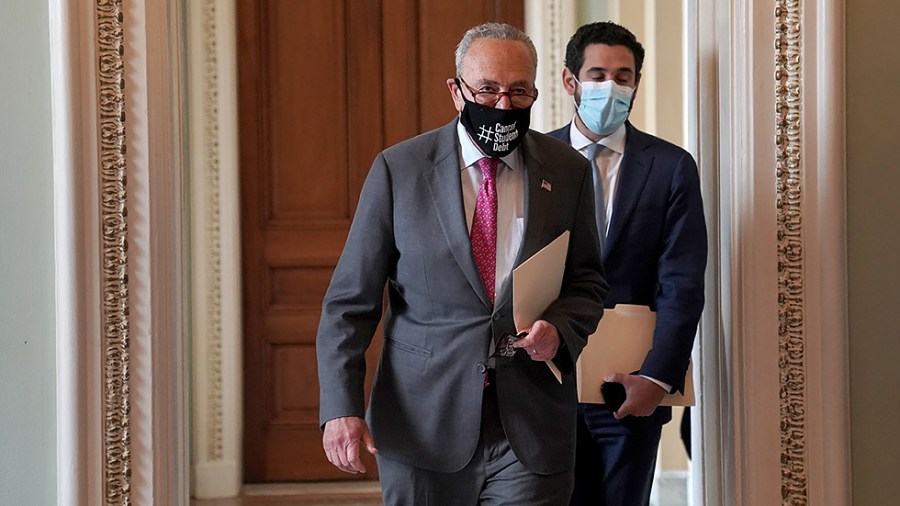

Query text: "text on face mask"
[493, 122, 519, 151]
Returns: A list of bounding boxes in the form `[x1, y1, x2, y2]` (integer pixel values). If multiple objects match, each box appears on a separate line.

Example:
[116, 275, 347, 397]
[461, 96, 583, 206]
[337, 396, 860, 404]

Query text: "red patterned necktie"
[471, 157, 499, 305]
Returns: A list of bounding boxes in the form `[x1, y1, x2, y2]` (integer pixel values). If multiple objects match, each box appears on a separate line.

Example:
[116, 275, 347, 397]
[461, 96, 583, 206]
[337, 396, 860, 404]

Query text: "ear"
[631, 74, 641, 100]
[447, 78, 464, 113]
[629, 75, 641, 111]
[561, 68, 577, 97]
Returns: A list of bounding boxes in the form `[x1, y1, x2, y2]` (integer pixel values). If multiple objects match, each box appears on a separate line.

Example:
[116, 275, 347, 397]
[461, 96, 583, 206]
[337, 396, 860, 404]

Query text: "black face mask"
[457, 80, 531, 158]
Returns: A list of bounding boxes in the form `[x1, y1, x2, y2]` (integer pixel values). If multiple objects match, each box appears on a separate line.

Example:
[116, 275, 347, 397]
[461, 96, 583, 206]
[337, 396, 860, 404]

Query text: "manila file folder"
[512, 230, 570, 383]
[576, 304, 694, 406]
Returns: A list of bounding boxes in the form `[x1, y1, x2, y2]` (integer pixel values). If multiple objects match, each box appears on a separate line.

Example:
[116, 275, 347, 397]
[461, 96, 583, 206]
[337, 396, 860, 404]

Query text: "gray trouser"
[376, 377, 574, 506]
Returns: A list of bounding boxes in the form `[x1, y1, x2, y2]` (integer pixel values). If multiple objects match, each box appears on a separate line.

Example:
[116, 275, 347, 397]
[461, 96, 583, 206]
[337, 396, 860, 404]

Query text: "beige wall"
[847, 1, 900, 504]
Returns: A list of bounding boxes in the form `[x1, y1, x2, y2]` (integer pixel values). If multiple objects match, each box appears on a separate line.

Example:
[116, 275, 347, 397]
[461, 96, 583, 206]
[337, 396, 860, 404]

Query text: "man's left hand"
[512, 320, 560, 362]
[605, 373, 668, 419]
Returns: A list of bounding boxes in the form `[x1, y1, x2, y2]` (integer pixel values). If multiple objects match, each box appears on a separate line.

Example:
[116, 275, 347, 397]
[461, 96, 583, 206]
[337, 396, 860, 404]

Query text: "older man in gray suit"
[316, 22, 608, 505]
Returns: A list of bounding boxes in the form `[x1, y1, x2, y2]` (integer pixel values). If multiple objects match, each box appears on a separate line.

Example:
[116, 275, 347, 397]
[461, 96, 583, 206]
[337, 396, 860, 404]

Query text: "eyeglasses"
[456, 77, 538, 108]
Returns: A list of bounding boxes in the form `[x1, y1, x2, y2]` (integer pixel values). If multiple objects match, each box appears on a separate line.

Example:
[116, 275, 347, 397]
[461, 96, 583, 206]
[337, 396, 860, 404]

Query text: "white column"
[53, 0, 189, 503]
[188, 0, 244, 499]
[526, 0, 577, 132]
[695, 0, 851, 504]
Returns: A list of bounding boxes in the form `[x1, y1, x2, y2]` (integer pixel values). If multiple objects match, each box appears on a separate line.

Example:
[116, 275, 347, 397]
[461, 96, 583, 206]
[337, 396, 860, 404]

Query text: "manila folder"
[512, 230, 570, 383]
[576, 304, 694, 406]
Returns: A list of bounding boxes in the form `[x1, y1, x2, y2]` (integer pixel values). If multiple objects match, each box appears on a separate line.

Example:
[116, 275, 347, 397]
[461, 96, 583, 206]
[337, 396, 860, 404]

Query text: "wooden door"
[239, 0, 524, 482]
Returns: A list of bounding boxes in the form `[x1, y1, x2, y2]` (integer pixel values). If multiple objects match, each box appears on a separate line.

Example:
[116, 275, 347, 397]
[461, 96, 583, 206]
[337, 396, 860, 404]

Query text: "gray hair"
[454, 22, 538, 76]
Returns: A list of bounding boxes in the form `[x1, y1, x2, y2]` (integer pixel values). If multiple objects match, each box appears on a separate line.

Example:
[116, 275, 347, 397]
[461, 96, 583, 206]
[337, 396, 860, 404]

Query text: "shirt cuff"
[640, 375, 672, 394]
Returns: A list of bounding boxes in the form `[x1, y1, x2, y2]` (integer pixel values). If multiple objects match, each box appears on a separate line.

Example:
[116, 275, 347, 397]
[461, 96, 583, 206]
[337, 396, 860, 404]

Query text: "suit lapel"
[425, 120, 493, 308]
[604, 123, 653, 260]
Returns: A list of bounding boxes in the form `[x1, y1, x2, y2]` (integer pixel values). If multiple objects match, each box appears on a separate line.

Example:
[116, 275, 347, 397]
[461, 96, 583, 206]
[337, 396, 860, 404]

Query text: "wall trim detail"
[774, 0, 809, 502]
[526, 0, 575, 132]
[201, 0, 225, 463]
[701, 0, 851, 504]
[54, 0, 188, 503]
[96, 1, 133, 502]
[546, 0, 563, 126]
[189, 0, 243, 498]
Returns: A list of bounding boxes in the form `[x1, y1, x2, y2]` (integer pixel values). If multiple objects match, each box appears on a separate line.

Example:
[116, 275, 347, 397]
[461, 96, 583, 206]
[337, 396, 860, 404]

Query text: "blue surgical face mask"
[574, 78, 635, 136]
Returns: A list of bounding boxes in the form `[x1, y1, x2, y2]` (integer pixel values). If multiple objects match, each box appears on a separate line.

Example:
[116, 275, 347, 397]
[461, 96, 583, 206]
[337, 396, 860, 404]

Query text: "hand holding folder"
[511, 231, 570, 383]
[576, 304, 694, 406]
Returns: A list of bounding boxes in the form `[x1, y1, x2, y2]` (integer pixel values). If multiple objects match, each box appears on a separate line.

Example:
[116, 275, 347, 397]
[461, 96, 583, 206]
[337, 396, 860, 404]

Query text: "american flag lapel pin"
[541, 179, 552, 192]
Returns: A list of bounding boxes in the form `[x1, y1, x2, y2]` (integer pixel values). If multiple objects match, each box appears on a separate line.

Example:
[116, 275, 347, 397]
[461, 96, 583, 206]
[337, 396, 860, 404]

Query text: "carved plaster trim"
[96, 0, 132, 503]
[775, 0, 809, 503]
[201, 0, 226, 462]
[190, 0, 243, 496]
[547, 0, 563, 127]
[526, 0, 574, 132]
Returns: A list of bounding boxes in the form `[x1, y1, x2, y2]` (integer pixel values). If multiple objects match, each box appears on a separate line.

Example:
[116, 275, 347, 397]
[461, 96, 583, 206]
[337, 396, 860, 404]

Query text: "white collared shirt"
[568, 120, 627, 237]
[456, 120, 525, 301]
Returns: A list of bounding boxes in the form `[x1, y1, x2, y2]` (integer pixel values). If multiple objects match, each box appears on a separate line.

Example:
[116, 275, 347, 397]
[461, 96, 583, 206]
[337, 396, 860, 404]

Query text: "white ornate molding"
[53, 0, 188, 504]
[189, 0, 243, 498]
[96, 2, 132, 502]
[52, 0, 103, 502]
[774, 1, 808, 500]
[695, 0, 851, 504]
[526, 0, 576, 132]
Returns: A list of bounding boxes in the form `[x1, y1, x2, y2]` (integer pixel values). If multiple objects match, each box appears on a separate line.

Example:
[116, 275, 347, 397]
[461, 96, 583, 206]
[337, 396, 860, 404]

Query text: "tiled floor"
[191, 482, 383, 506]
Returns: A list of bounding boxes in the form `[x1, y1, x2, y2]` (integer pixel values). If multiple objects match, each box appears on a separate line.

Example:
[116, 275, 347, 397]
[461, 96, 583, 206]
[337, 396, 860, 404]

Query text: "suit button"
[492, 313, 501, 321]
[476, 363, 487, 374]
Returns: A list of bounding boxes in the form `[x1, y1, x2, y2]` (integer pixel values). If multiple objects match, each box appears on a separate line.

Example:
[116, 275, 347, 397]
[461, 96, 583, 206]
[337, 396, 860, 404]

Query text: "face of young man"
[562, 43, 641, 140]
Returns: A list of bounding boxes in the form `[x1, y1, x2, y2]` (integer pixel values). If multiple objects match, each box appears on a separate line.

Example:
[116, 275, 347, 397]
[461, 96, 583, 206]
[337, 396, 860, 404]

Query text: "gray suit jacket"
[316, 119, 608, 474]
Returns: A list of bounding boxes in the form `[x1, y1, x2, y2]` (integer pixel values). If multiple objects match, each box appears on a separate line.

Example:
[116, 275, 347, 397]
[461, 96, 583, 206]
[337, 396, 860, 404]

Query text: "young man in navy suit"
[548, 22, 708, 506]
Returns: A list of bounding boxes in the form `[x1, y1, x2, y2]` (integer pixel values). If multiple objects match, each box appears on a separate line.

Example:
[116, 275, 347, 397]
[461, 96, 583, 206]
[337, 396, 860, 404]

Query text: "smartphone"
[600, 381, 626, 412]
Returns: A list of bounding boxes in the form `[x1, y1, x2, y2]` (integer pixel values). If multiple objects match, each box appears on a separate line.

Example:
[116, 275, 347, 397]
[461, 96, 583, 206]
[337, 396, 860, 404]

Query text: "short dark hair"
[564, 21, 645, 78]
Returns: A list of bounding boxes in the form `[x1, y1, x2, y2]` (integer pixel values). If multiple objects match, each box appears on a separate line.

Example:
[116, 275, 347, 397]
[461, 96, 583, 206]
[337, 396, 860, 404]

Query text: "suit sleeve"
[316, 153, 397, 428]
[640, 152, 707, 392]
[542, 157, 609, 374]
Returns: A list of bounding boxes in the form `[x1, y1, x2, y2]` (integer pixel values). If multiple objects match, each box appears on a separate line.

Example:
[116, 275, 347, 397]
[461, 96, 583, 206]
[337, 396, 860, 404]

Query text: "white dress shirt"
[568, 119, 627, 237]
[456, 120, 525, 302]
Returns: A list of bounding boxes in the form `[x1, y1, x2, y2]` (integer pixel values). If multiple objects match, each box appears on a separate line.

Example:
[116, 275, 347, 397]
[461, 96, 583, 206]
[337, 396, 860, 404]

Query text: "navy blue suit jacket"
[548, 122, 707, 404]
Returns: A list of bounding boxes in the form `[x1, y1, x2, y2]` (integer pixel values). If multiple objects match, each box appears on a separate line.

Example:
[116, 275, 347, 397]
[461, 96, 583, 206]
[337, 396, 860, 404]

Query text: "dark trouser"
[376, 375, 574, 506]
[569, 404, 663, 506]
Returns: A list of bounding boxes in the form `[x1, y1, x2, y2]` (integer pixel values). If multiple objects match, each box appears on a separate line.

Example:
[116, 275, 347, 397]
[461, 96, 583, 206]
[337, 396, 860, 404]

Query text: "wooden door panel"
[265, 2, 350, 221]
[241, 0, 524, 482]
[416, 1, 527, 131]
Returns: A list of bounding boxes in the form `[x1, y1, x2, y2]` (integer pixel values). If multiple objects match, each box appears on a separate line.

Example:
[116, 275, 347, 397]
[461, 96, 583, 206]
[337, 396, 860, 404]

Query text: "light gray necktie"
[586, 143, 607, 249]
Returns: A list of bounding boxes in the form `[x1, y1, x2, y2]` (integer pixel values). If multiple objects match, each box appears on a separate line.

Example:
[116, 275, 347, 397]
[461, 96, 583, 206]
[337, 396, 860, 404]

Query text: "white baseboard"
[193, 460, 241, 499]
